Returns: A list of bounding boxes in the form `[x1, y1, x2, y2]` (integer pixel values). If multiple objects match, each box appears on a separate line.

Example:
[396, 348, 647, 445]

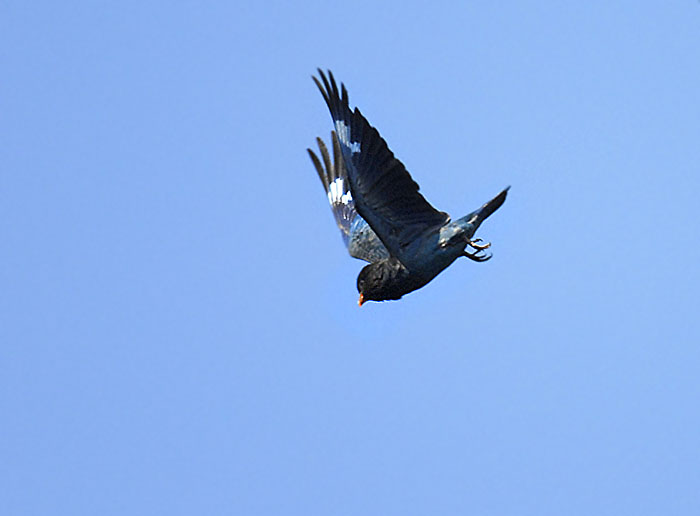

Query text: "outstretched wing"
[307, 132, 390, 263]
[313, 69, 450, 259]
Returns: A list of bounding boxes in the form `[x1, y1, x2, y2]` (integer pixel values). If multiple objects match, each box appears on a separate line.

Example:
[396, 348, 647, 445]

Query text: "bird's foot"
[463, 249, 492, 262]
[466, 238, 491, 251]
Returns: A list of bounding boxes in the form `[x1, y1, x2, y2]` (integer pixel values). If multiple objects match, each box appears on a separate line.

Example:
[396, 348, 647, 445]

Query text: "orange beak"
[358, 293, 365, 307]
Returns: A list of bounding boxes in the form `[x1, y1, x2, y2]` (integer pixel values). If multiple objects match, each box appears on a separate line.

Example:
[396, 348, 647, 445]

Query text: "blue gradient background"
[3, 2, 700, 514]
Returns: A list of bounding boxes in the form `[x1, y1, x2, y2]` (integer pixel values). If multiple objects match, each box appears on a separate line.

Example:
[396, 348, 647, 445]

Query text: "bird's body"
[350, 196, 509, 302]
[308, 70, 509, 305]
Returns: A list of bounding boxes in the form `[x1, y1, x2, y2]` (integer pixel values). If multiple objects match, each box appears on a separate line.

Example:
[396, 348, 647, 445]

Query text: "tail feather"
[464, 186, 510, 231]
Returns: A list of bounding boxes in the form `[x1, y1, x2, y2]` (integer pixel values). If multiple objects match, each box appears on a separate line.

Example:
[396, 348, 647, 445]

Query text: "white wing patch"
[334, 121, 361, 154]
[327, 177, 353, 206]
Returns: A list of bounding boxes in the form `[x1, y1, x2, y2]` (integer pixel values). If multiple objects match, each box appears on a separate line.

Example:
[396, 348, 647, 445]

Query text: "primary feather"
[307, 132, 390, 263]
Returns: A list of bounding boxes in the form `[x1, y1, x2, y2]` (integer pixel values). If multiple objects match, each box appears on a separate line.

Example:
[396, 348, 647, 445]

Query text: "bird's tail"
[457, 186, 510, 234]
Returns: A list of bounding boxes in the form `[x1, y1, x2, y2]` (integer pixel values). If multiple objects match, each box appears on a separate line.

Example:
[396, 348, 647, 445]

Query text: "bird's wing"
[307, 132, 390, 263]
[313, 69, 450, 259]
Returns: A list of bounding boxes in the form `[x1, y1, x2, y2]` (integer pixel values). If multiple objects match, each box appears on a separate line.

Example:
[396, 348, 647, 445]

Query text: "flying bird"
[308, 69, 509, 306]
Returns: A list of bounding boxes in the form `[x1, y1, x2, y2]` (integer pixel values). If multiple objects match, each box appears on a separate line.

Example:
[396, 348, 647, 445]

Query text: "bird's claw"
[463, 249, 492, 262]
[467, 238, 491, 251]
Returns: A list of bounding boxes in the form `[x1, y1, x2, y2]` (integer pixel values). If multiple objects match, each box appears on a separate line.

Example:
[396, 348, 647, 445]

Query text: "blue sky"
[2, 1, 700, 514]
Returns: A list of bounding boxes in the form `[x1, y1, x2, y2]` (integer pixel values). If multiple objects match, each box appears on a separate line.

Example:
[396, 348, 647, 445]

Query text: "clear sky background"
[3, 1, 700, 515]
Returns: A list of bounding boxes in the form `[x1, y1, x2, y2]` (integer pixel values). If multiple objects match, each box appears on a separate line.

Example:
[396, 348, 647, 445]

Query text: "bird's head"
[356, 258, 410, 306]
[356, 264, 384, 306]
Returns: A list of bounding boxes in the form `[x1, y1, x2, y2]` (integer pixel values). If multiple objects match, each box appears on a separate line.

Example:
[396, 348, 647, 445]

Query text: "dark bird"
[308, 69, 509, 306]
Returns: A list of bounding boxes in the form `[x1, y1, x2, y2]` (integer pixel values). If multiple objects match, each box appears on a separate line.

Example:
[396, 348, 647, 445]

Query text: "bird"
[308, 69, 509, 306]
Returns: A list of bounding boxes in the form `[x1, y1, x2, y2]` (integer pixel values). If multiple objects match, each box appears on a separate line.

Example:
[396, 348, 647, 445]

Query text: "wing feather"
[307, 132, 390, 263]
[313, 69, 449, 258]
